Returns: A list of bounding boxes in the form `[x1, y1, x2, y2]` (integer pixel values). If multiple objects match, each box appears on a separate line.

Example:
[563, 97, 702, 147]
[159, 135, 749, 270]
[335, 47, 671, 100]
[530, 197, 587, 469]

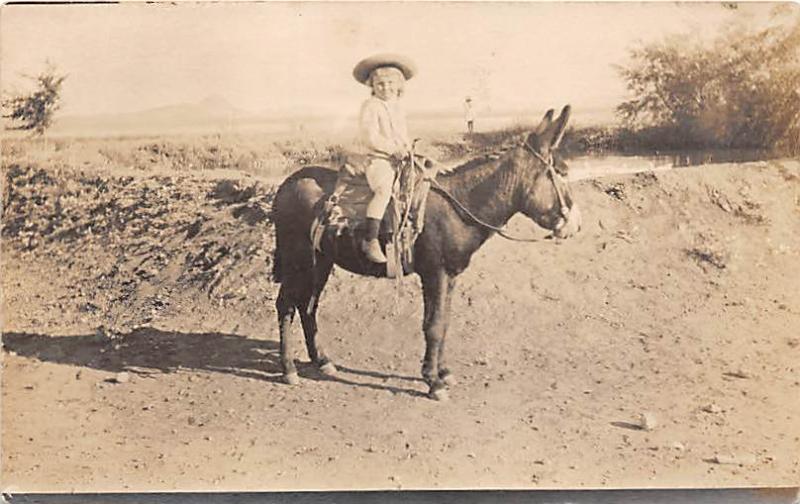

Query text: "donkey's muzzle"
[553, 204, 581, 239]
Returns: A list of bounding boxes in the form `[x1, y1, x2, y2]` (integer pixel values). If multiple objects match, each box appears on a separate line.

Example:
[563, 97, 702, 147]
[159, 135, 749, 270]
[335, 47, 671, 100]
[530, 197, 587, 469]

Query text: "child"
[352, 54, 417, 263]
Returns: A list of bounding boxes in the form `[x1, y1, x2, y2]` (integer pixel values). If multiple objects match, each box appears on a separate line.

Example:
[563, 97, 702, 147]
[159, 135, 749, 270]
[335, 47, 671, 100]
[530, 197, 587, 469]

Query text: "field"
[1, 134, 799, 491]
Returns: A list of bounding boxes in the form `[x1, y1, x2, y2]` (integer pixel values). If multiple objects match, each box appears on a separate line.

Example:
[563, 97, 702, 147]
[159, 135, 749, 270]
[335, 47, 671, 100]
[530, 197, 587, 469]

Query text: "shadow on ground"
[2, 329, 426, 397]
[2, 328, 283, 381]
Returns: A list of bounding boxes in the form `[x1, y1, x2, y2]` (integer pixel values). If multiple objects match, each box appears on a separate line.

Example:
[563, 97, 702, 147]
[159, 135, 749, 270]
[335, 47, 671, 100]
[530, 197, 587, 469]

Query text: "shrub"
[616, 7, 800, 153]
[1, 63, 67, 136]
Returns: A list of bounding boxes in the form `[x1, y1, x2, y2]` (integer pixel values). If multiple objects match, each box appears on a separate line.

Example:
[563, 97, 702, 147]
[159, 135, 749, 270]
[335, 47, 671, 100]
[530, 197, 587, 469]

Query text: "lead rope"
[390, 144, 420, 307]
[426, 142, 568, 242]
[427, 177, 543, 242]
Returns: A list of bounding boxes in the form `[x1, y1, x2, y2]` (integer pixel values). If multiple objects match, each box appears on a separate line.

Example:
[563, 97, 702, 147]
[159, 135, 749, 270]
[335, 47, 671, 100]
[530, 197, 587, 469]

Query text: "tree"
[616, 8, 800, 153]
[2, 63, 67, 136]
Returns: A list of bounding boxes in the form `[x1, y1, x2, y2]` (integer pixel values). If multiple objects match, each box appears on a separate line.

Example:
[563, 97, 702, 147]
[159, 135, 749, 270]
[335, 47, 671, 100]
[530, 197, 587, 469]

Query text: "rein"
[428, 141, 569, 243]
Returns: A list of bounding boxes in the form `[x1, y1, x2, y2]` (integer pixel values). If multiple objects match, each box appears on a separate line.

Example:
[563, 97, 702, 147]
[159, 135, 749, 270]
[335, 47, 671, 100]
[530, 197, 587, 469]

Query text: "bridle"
[427, 141, 571, 242]
[522, 140, 571, 220]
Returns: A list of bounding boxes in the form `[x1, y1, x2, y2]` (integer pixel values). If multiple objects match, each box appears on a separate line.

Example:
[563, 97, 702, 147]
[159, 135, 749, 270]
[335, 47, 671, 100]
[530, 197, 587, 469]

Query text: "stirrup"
[362, 239, 388, 263]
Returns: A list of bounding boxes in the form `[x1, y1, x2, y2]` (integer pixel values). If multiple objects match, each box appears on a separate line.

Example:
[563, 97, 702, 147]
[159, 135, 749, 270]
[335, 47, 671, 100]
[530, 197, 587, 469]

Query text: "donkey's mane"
[438, 153, 500, 178]
[437, 143, 520, 180]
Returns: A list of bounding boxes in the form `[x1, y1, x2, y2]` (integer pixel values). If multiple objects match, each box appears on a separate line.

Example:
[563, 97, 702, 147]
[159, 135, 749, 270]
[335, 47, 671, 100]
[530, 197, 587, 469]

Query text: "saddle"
[310, 152, 436, 277]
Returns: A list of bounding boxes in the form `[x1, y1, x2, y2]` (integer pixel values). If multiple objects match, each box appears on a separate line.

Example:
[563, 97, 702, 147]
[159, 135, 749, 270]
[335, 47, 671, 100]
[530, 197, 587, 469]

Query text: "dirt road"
[2, 158, 799, 491]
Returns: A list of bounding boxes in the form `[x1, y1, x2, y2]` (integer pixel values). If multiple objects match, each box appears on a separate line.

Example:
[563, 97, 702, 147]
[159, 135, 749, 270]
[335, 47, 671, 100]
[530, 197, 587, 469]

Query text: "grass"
[1, 129, 492, 180]
[2, 121, 785, 184]
[2, 134, 348, 180]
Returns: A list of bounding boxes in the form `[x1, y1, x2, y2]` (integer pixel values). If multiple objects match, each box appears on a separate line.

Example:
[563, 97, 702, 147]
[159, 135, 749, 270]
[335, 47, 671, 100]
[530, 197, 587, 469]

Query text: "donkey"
[271, 105, 581, 400]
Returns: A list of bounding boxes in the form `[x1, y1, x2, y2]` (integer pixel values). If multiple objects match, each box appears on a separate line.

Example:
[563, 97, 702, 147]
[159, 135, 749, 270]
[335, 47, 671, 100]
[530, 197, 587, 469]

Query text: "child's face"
[370, 68, 404, 101]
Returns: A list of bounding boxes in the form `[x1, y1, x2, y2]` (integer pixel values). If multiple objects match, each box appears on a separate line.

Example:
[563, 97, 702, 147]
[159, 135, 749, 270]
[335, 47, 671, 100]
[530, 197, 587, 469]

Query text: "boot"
[362, 217, 387, 263]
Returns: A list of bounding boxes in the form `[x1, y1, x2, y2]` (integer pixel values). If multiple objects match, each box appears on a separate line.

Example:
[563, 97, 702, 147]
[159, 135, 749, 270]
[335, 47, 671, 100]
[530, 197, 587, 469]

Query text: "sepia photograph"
[1, 0, 799, 498]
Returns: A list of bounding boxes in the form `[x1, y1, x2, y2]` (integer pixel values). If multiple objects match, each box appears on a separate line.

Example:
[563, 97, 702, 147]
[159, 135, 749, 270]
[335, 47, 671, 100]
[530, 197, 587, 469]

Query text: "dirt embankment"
[2, 163, 278, 337]
[2, 156, 799, 491]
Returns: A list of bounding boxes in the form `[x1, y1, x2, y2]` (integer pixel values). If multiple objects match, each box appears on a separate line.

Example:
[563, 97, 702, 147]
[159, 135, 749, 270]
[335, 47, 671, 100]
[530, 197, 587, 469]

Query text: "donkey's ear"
[550, 105, 571, 150]
[534, 109, 555, 135]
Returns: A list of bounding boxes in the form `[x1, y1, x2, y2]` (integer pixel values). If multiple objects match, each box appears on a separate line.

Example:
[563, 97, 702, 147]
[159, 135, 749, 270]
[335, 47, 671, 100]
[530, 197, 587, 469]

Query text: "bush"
[616, 7, 800, 153]
[1, 63, 67, 136]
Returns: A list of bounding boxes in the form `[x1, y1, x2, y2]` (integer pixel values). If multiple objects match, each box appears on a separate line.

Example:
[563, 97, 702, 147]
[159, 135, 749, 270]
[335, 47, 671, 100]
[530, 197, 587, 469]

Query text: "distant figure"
[464, 97, 475, 134]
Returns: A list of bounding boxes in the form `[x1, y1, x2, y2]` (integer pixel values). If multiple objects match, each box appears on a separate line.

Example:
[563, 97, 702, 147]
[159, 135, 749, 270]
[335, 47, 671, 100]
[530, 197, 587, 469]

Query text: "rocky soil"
[2, 147, 799, 491]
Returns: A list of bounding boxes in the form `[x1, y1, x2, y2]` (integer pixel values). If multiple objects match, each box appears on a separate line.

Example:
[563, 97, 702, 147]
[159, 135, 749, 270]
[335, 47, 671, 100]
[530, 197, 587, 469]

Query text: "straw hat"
[353, 53, 417, 85]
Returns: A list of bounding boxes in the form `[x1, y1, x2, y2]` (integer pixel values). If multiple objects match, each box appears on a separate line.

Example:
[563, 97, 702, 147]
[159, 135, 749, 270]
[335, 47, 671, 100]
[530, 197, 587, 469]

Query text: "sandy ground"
[2, 155, 799, 492]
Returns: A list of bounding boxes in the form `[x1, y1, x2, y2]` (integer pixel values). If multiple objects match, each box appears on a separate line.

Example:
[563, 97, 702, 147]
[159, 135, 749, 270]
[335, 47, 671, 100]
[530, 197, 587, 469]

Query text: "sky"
[0, 1, 786, 123]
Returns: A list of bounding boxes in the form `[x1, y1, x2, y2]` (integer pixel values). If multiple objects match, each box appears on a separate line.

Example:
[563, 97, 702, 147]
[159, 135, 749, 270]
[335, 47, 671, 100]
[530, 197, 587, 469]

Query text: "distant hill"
[49, 96, 258, 137]
[25, 96, 616, 138]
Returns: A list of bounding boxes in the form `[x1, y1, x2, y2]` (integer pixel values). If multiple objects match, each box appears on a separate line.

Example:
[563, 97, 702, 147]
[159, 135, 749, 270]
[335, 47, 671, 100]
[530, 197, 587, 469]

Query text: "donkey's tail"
[271, 241, 283, 283]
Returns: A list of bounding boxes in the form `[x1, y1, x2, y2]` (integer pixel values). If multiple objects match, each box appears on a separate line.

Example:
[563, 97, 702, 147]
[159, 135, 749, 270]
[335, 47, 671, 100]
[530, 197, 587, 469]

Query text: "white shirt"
[358, 96, 410, 156]
[464, 101, 475, 122]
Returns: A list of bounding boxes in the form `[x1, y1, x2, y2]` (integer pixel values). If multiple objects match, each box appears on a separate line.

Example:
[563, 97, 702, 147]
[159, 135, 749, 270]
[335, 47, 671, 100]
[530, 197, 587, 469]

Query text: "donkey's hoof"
[429, 387, 450, 402]
[319, 362, 338, 377]
[440, 372, 457, 387]
[283, 373, 300, 385]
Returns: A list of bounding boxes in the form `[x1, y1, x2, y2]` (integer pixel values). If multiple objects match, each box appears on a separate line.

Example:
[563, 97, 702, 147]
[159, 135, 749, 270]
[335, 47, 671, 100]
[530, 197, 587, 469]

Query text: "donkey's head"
[516, 105, 581, 238]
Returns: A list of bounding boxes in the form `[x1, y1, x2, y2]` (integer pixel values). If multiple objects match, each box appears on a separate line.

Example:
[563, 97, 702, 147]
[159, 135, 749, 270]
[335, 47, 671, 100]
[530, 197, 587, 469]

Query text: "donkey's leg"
[421, 269, 450, 400]
[437, 276, 458, 386]
[276, 282, 300, 385]
[299, 258, 337, 376]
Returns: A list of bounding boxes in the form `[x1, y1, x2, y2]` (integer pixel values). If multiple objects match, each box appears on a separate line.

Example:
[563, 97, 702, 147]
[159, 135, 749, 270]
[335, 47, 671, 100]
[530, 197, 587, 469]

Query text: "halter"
[522, 140, 571, 219]
[428, 141, 571, 242]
